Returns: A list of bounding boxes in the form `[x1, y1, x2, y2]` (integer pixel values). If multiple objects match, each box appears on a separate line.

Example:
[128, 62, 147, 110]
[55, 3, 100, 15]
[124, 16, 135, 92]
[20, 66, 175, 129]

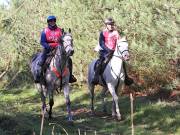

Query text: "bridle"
[113, 41, 129, 60]
[51, 33, 73, 83]
[62, 34, 73, 51]
[110, 40, 129, 81]
[54, 33, 73, 58]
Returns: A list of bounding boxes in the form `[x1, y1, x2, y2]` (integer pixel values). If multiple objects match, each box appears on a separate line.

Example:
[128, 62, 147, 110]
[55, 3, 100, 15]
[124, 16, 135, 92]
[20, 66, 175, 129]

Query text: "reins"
[109, 40, 128, 90]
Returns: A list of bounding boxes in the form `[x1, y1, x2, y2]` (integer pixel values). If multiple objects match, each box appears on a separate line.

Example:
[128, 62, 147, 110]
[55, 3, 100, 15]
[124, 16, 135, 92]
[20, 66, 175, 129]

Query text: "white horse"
[87, 37, 130, 120]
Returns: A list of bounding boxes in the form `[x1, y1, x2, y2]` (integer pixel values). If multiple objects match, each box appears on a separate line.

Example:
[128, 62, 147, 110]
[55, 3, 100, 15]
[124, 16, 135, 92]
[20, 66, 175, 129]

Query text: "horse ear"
[120, 36, 127, 42]
[68, 28, 71, 33]
[62, 28, 64, 34]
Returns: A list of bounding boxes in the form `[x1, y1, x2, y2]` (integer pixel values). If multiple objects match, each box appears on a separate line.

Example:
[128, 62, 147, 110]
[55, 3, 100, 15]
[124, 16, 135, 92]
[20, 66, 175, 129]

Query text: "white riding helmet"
[104, 17, 115, 25]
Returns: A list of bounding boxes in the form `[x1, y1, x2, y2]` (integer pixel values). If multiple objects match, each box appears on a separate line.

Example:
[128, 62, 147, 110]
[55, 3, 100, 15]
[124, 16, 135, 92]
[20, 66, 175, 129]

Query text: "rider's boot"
[35, 61, 44, 83]
[92, 59, 103, 85]
[68, 58, 77, 83]
[35, 50, 47, 83]
[123, 61, 134, 86]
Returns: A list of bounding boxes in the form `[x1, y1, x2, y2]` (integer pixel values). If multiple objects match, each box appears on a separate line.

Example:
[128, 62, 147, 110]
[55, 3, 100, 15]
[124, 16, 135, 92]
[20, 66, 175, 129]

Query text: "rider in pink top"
[92, 17, 133, 85]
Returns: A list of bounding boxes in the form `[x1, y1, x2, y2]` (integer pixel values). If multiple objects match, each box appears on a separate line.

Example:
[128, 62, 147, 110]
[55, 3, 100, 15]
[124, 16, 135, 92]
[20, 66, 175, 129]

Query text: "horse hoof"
[48, 116, 53, 120]
[68, 121, 74, 126]
[68, 118, 73, 121]
[67, 117, 74, 125]
[112, 115, 116, 120]
[41, 110, 49, 118]
[47, 113, 53, 119]
[103, 109, 107, 114]
[67, 115, 73, 121]
[68, 119, 73, 123]
[89, 111, 95, 116]
[116, 116, 122, 121]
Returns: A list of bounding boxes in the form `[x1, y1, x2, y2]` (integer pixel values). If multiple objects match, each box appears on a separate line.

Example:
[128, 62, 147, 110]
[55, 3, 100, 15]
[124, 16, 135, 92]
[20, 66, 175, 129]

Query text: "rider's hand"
[106, 50, 114, 59]
[109, 49, 114, 55]
[58, 37, 63, 44]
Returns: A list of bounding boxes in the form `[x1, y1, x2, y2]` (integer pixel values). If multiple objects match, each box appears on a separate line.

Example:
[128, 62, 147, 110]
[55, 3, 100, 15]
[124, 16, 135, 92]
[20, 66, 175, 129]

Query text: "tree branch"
[0, 61, 10, 80]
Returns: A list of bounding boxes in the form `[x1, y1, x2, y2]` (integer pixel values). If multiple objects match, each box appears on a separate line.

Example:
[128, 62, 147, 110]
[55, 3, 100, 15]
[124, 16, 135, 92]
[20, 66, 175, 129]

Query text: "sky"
[0, 0, 9, 6]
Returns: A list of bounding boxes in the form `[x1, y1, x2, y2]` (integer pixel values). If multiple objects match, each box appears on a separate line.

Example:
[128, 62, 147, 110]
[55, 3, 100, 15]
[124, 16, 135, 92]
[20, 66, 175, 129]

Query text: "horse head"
[115, 36, 130, 61]
[61, 28, 74, 57]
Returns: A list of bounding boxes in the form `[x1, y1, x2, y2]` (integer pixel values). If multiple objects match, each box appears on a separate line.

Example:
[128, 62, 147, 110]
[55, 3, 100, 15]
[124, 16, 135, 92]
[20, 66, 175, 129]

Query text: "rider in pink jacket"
[92, 17, 133, 85]
[38, 16, 77, 83]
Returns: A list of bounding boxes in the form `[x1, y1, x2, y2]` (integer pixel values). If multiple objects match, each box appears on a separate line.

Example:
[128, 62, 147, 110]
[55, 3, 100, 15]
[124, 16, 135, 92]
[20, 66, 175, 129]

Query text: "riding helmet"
[104, 17, 115, 25]
[47, 15, 56, 22]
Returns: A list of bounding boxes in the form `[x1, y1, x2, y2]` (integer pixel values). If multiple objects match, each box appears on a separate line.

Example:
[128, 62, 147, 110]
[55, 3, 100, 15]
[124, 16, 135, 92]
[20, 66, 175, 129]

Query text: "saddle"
[94, 55, 112, 74]
[30, 49, 57, 83]
[94, 60, 106, 75]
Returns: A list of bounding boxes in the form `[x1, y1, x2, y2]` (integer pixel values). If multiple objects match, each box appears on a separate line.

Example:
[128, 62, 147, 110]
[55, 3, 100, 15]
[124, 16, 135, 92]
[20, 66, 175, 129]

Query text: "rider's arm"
[40, 31, 50, 50]
[99, 32, 111, 52]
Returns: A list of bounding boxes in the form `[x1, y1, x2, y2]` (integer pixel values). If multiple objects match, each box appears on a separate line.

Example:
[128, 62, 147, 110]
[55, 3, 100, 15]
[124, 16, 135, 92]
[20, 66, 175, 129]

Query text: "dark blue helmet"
[47, 15, 56, 22]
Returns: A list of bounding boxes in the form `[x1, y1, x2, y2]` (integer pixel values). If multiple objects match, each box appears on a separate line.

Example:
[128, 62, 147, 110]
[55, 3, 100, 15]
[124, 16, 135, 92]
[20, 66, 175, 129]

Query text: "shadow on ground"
[0, 85, 179, 135]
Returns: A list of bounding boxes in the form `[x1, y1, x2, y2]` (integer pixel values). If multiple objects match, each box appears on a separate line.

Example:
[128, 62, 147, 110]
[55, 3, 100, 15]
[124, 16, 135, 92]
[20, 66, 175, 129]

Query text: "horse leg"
[63, 84, 72, 121]
[107, 83, 121, 120]
[49, 90, 54, 119]
[101, 87, 108, 114]
[88, 83, 95, 115]
[112, 99, 116, 119]
[40, 91, 47, 116]
[114, 81, 124, 120]
[48, 86, 54, 119]
[36, 84, 48, 117]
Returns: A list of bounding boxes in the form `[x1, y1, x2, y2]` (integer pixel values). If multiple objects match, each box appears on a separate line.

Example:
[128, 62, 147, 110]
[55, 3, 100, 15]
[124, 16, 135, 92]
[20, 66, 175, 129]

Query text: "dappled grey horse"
[88, 37, 130, 120]
[30, 29, 74, 121]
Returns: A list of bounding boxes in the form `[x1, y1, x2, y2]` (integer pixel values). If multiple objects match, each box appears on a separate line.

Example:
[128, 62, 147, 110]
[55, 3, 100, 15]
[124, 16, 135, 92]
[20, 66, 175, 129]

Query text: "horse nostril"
[124, 54, 130, 61]
[71, 50, 74, 55]
[69, 50, 74, 56]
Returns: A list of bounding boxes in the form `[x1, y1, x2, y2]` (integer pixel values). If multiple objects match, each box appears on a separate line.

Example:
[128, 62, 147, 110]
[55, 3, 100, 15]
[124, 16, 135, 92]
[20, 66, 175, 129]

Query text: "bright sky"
[0, 0, 9, 6]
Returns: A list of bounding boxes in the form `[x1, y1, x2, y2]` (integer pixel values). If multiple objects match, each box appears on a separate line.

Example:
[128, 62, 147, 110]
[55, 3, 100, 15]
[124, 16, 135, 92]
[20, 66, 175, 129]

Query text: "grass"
[0, 84, 180, 135]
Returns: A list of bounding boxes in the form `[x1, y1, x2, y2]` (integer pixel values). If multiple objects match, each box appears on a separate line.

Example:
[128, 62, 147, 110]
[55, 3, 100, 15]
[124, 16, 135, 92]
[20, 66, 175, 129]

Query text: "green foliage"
[0, 0, 179, 90]
[0, 87, 180, 134]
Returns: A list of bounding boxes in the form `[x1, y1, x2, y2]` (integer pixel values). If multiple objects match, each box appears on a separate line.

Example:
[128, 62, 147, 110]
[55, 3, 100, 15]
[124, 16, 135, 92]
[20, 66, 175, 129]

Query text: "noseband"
[113, 41, 129, 60]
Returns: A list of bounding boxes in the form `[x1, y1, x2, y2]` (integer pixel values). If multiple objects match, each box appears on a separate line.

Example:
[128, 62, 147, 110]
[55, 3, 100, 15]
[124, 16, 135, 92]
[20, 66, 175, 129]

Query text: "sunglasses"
[48, 19, 56, 22]
[106, 23, 115, 26]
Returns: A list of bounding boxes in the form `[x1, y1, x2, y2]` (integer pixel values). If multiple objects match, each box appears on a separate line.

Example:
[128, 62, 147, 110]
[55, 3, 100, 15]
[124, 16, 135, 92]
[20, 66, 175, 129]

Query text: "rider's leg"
[123, 61, 134, 86]
[92, 56, 105, 85]
[35, 48, 49, 83]
[102, 51, 114, 69]
[68, 58, 77, 83]
[39, 48, 49, 66]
